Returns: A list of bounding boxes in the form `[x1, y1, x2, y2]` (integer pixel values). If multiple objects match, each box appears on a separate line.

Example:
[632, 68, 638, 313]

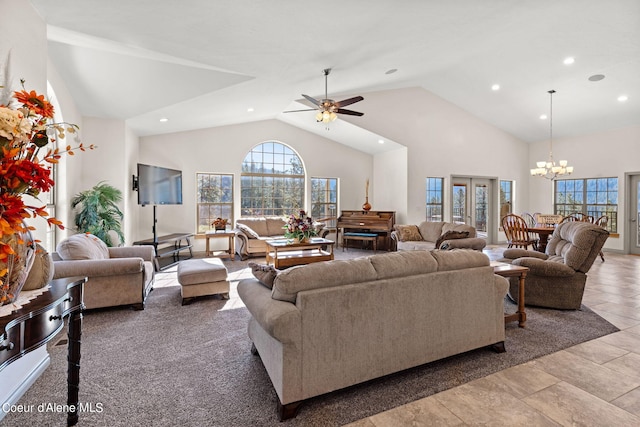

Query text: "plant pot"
[0, 225, 37, 306]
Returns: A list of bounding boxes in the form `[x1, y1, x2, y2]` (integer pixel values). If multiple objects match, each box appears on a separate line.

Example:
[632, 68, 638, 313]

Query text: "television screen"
[137, 163, 183, 206]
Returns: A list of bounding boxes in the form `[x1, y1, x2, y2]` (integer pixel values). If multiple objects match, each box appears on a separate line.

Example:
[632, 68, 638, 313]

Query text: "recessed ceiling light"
[385, 68, 398, 75]
[588, 74, 605, 82]
[159, 117, 168, 122]
[247, 107, 254, 112]
[378, 139, 385, 144]
[618, 95, 629, 102]
[491, 84, 500, 91]
[539, 114, 547, 120]
[563, 57, 575, 65]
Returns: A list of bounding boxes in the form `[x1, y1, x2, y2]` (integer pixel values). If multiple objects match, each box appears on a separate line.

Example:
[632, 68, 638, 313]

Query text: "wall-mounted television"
[136, 163, 183, 206]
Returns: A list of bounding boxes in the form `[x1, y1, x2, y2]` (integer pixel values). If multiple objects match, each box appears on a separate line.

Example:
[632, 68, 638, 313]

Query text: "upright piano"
[337, 210, 396, 251]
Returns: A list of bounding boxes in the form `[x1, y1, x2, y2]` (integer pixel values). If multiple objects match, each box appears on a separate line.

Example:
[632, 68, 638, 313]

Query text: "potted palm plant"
[71, 181, 124, 247]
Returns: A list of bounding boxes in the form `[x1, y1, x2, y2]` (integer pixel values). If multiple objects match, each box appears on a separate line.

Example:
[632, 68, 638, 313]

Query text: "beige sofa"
[52, 233, 155, 310]
[234, 217, 288, 259]
[391, 221, 486, 251]
[237, 249, 508, 419]
[234, 217, 326, 259]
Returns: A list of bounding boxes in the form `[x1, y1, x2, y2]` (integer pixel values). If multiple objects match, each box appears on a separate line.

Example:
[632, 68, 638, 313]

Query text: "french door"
[629, 174, 640, 255]
[451, 177, 494, 240]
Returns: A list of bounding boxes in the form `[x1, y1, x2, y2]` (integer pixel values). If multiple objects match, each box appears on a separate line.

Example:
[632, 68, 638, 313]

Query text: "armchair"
[52, 233, 155, 310]
[498, 221, 609, 309]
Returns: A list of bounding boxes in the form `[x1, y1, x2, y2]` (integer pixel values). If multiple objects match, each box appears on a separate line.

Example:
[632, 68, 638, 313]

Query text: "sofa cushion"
[272, 257, 378, 303]
[417, 221, 445, 243]
[236, 223, 260, 239]
[394, 225, 423, 242]
[430, 249, 490, 271]
[266, 217, 287, 236]
[56, 233, 110, 260]
[248, 262, 278, 289]
[435, 230, 470, 249]
[368, 251, 438, 279]
[442, 222, 477, 238]
[237, 218, 269, 237]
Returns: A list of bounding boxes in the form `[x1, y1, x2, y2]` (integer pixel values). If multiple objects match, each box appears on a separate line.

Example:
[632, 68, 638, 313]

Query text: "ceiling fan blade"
[283, 108, 318, 113]
[335, 96, 364, 108]
[302, 94, 320, 106]
[336, 108, 364, 116]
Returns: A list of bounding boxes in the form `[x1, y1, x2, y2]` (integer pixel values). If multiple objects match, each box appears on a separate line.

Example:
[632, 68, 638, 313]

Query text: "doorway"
[451, 177, 496, 242]
[628, 173, 640, 255]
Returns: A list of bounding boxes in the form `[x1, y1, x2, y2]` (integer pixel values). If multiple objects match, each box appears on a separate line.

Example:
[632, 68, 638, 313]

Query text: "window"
[425, 177, 444, 222]
[196, 173, 234, 234]
[311, 177, 338, 226]
[555, 177, 618, 233]
[241, 142, 305, 216]
[500, 180, 513, 219]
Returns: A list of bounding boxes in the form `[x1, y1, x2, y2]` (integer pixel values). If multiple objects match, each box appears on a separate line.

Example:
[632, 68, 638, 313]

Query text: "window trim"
[195, 172, 234, 236]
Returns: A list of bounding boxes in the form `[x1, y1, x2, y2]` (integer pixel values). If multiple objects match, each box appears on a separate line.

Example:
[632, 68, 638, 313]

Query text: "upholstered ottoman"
[177, 258, 230, 305]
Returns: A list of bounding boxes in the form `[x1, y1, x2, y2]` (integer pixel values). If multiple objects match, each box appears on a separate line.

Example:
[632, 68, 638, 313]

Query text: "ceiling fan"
[284, 68, 364, 123]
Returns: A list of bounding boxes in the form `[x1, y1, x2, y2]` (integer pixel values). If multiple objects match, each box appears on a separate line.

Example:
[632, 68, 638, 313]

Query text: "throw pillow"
[394, 225, 423, 242]
[248, 262, 278, 289]
[236, 223, 260, 239]
[434, 230, 470, 249]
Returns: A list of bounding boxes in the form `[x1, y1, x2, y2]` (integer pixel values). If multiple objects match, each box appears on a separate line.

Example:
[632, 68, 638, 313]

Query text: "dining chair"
[520, 212, 536, 227]
[502, 214, 538, 250]
[594, 215, 608, 261]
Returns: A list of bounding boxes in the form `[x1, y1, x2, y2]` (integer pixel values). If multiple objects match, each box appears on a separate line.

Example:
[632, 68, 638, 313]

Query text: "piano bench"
[342, 232, 378, 253]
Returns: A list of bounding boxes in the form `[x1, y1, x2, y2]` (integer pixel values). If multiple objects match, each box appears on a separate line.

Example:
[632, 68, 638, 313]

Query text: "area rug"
[2, 280, 618, 427]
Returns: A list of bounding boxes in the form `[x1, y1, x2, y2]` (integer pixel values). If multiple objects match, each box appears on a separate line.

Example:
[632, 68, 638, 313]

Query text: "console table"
[134, 233, 194, 271]
[0, 276, 86, 426]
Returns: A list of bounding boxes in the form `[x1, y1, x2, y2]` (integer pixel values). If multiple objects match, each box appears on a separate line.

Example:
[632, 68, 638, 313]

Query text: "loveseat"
[234, 217, 325, 259]
[237, 249, 508, 419]
[391, 221, 486, 251]
[234, 217, 288, 259]
[498, 221, 609, 309]
[52, 233, 155, 310]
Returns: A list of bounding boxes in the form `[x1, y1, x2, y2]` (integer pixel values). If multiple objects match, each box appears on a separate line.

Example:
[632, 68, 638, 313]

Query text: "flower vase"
[0, 226, 37, 306]
[362, 197, 372, 212]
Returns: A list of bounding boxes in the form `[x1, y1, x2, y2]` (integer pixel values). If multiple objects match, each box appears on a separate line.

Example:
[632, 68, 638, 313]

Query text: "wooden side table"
[492, 262, 529, 328]
[205, 231, 235, 260]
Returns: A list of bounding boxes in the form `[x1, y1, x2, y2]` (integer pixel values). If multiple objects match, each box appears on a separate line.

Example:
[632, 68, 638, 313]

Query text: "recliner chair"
[498, 221, 608, 309]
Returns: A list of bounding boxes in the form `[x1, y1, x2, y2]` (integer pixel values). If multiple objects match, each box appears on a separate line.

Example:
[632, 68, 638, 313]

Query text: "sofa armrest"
[237, 278, 301, 344]
[53, 258, 144, 279]
[441, 237, 486, 251]
[109, 246, 155, 262]
[502, 248, 548, 261]
[512, 257, 575, 277]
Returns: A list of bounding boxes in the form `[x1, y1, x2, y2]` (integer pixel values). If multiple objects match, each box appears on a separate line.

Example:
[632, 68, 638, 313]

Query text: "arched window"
[240, 141, 305, 216]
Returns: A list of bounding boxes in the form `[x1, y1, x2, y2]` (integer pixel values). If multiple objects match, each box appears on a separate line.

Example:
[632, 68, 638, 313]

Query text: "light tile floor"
[346, 246, 640, 427]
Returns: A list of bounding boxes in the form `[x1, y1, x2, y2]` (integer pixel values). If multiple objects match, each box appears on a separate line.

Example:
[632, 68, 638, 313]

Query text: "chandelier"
[530, 89, 573, 180]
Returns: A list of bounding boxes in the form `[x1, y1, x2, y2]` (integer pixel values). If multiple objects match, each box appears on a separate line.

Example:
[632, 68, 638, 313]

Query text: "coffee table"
[265, 238, 335, 269]
[491, 261, 529, 328]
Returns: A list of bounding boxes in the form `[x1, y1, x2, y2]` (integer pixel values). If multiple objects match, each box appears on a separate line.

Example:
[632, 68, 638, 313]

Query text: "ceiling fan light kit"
[284, 68, 364, 126]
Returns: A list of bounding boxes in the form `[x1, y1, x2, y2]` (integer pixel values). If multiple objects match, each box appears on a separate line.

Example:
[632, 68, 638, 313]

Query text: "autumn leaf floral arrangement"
[283, 210, 318, 243]
[0, 78, 95, 304]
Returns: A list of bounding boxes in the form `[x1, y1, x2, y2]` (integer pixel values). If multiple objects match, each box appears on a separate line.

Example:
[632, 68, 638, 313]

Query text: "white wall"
[374, 147, 408, 223]
[528, 125, 640, 251]
[138, 119, 373, 251]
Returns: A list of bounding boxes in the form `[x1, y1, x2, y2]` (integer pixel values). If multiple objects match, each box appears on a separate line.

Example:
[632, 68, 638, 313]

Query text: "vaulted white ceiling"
[31, 0, 640, 154]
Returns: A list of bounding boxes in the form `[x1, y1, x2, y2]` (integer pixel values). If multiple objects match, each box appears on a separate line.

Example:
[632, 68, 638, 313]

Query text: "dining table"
[528, 225, 556, 253]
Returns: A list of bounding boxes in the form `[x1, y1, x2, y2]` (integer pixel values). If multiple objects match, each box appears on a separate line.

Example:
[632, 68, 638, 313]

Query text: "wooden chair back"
[502, 214, 538, 250]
